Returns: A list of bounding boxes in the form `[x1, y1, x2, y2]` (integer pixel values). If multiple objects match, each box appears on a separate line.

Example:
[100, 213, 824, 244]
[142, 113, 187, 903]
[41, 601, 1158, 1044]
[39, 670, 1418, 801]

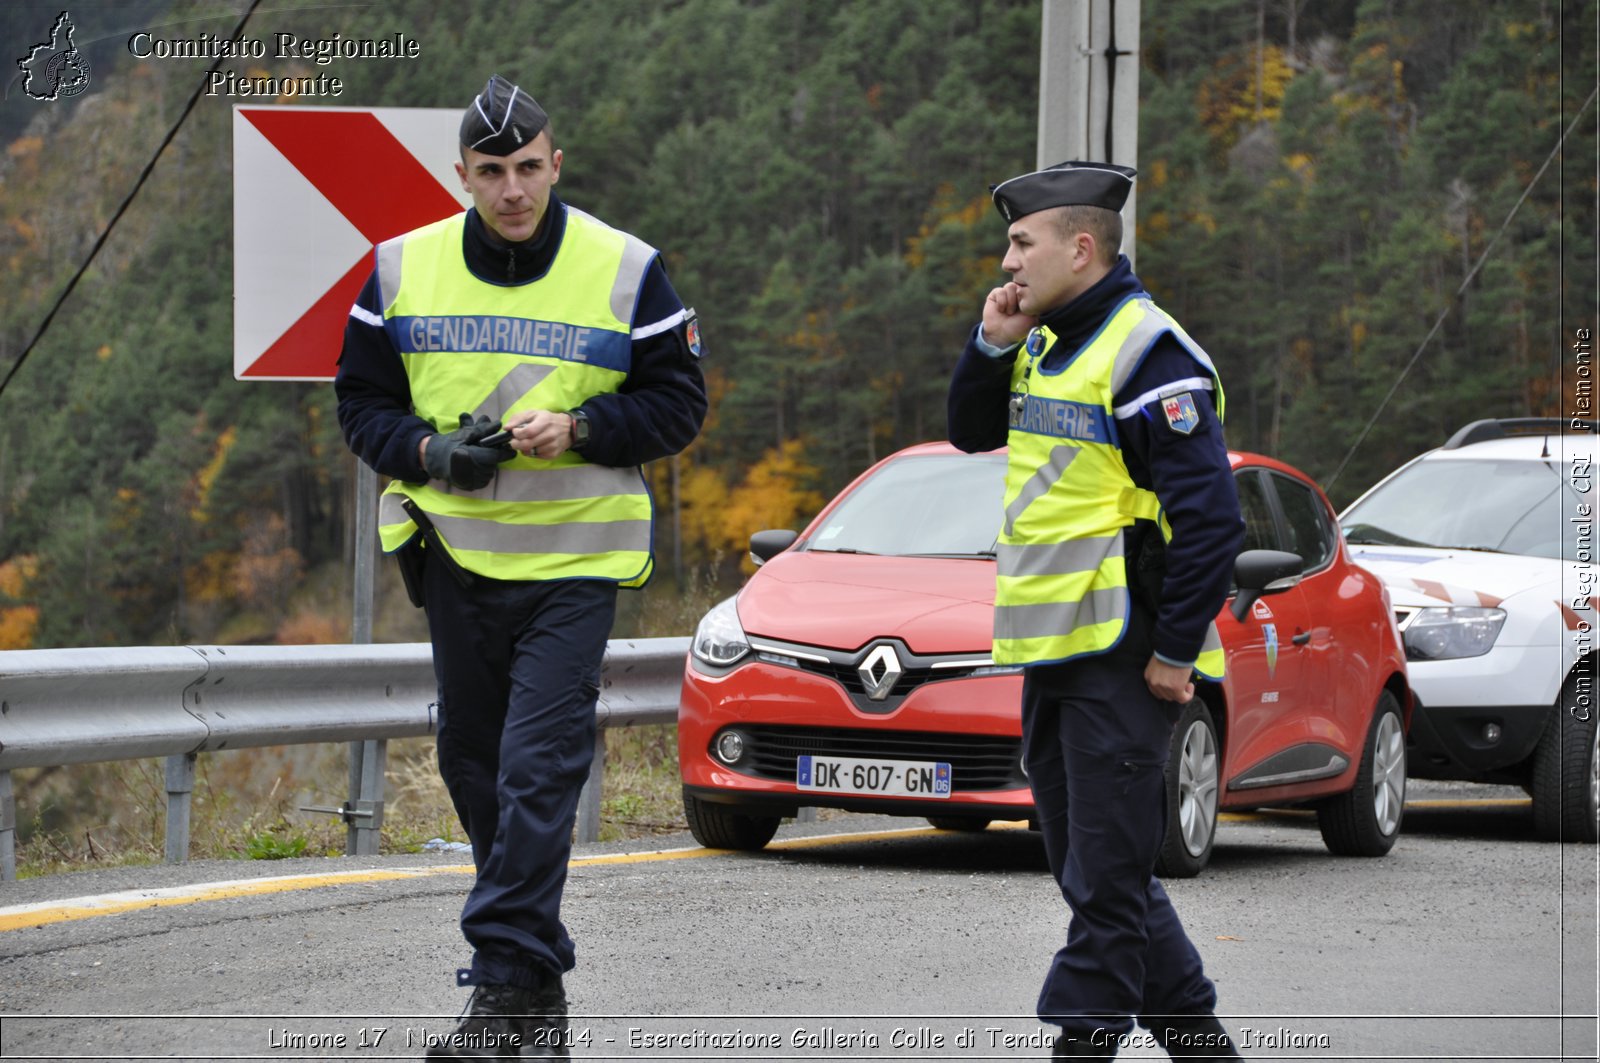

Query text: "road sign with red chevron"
[232, 106, 471, 381]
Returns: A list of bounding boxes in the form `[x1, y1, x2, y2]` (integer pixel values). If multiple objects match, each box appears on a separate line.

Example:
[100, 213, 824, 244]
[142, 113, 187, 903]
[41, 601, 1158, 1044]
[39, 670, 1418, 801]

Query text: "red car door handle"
[1292, 631, 1312, 646]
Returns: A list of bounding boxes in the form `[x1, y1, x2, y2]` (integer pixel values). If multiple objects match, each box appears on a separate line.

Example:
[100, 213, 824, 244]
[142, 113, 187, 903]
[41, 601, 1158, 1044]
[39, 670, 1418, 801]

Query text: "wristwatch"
[568, 408, 591, 451]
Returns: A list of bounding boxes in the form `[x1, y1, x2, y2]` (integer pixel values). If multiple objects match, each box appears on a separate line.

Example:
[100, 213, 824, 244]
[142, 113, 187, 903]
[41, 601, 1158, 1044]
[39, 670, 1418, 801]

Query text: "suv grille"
[735, 724, 1025, 792]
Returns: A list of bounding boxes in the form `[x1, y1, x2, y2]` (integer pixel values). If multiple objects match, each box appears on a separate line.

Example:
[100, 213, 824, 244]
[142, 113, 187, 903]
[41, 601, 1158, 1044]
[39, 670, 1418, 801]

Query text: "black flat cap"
[991, 161, 1137, 222]
[460, 75, 549, 157]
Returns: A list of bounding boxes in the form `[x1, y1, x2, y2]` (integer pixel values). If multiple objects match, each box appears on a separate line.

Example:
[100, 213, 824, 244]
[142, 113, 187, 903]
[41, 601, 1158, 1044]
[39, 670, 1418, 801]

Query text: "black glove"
[423, 413, 515, 490]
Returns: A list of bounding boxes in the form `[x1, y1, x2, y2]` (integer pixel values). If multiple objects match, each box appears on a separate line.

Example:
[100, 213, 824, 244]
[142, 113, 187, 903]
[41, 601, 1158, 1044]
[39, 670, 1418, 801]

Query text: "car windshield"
[807, 453, 1005, 558]
[1341, 457, 1592, 561]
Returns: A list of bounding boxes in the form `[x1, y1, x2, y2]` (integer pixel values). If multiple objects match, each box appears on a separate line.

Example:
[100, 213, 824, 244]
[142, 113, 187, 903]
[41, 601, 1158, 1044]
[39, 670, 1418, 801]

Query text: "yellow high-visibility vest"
[374, 208, 656, 586]
[994, 294, 1227, 677]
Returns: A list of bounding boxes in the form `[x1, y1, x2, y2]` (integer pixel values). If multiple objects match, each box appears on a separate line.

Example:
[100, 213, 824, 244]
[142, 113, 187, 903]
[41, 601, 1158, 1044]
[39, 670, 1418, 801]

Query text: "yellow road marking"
[5, 799, 1526, 934]
[0, 822, 1030, 933]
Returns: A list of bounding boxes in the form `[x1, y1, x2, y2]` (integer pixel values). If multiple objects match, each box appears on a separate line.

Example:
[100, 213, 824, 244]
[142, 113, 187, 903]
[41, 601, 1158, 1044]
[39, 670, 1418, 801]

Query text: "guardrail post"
[345, 461, 384, 857]
[1, 770, 16, 881]
[346, 739, 386, 856]
[575, 728, 606, 844]
[164, 753, 196, 864]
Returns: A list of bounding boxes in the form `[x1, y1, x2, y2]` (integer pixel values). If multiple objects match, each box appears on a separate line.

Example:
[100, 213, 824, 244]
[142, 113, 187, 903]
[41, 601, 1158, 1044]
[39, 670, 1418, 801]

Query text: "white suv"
[1339, 418, 1597, 842]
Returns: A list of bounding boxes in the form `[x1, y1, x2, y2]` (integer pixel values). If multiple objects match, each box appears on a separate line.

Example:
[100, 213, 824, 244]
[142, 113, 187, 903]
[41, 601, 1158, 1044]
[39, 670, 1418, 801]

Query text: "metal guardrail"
[0, 637, 689, 881]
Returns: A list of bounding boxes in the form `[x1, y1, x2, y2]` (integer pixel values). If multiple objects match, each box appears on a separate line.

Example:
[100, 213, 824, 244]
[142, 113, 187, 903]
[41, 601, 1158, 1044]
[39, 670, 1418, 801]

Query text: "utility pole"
[1037, 0, 1142, 265]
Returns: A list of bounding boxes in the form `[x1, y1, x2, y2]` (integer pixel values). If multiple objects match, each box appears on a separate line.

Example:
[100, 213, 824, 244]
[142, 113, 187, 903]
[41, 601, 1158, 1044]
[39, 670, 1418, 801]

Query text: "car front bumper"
[1405, 693, 1551, 781]
[679, 658, 1033, 819]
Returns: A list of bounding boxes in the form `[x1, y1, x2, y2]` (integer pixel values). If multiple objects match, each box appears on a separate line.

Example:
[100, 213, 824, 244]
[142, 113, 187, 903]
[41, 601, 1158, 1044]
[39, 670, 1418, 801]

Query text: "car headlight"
[1402, 606, 1506, 661]
[691, 596, 750, 668]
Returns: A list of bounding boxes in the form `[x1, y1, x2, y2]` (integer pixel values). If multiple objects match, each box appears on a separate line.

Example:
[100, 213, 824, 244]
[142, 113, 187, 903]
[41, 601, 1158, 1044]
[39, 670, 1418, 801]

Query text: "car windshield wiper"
[809, 547, 879, 555]
[1342, 524, 1436, 548]
[900, 551, 997, 559]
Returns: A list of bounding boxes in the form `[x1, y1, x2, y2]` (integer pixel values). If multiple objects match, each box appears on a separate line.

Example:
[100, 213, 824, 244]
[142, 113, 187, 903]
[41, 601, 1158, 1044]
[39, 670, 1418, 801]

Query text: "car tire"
[1318, 691, 1406, 857]
[1531, 675, 1600, 843]
[926, 816, 991, 832]
[682, 790, 781, 851]
[1155, 700, 1220, 879]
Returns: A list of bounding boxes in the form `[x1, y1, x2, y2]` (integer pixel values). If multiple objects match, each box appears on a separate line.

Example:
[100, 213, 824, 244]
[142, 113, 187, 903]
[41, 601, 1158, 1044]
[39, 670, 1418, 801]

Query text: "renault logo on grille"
[858, 644, 904, 701]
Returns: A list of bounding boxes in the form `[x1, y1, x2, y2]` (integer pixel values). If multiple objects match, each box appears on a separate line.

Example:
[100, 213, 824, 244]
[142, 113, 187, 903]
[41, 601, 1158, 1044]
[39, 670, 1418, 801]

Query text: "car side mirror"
[749, 529, 799, 567]
[1230, 549, 1304, 622]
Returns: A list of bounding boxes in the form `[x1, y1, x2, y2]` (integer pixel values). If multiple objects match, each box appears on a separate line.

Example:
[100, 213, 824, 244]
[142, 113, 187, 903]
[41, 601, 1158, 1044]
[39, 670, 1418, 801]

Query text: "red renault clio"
[679, 442, 1411, 875]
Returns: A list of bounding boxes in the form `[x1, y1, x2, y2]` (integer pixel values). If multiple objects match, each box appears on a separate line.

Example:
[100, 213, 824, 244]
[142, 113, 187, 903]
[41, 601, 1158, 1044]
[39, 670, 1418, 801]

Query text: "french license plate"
[796, 755, 952, 799]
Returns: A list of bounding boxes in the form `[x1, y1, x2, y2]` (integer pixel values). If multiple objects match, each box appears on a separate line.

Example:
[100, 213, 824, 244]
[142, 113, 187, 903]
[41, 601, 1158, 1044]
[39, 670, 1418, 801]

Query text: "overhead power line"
[0, 0, 265, 403]
[1326, 85, 1599, 493]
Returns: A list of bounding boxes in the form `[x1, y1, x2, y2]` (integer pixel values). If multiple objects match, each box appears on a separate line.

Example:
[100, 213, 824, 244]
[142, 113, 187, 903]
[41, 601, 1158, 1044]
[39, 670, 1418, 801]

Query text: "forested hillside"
[0, 0, 1593, 650]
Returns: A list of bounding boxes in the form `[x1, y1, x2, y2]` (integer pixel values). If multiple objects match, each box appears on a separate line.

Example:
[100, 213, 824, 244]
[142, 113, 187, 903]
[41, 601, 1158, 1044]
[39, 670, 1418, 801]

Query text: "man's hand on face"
[982, 281, 1039, 349]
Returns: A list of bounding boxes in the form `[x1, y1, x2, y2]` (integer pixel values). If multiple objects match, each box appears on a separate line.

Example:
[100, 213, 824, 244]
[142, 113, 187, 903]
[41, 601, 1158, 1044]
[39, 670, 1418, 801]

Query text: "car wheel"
[682, 790, 781, 851]
[1531, 675, 1600, 843]
[1317, 690, 1406, 856]
[926, 816, 991, 832]
[1155, 700, 1219, 879]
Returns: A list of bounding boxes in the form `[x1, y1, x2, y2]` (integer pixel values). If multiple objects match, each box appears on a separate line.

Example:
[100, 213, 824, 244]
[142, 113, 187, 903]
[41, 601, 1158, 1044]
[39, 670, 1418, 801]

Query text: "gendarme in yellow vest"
[375, 208, 656, 586]
[994, 294, 1226, 677]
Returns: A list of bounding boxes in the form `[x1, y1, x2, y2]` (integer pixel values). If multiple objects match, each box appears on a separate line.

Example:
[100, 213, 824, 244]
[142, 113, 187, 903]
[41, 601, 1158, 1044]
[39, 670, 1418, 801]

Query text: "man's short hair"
[1053, 205, 1122, 266]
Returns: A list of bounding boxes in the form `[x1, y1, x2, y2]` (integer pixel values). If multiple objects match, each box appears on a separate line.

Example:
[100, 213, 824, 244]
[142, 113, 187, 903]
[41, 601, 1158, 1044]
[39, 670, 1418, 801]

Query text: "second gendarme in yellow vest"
[995, 294, 1227, 677]
[375, 208, 656, 586]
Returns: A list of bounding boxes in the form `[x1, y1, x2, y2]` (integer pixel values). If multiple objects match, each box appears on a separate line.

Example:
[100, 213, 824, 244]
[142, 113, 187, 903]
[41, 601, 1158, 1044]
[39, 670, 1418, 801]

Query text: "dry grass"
[12, 730, 688, 878]
[10, 571, 736, 878]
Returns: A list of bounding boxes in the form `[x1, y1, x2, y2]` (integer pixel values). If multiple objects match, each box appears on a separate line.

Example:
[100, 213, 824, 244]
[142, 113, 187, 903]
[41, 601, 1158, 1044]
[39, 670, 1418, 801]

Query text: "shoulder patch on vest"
[684, 310, 703, 358]
[1161, 392, 1200, 435]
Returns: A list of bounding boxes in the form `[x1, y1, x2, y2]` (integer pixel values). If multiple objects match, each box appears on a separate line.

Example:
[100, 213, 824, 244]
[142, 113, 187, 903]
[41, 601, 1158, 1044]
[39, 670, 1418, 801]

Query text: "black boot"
[1051, 1031, 1116, 1059]
[518, 971, 569, 1059]
[426, 982, 533, 1059]
[1147, 1014, 1243, 1060]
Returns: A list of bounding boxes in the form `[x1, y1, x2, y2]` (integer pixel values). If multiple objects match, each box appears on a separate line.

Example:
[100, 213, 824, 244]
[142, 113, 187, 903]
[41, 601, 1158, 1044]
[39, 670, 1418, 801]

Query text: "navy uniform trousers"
[422, 548, 618, 990]
[1022, 624, 1218, 1039]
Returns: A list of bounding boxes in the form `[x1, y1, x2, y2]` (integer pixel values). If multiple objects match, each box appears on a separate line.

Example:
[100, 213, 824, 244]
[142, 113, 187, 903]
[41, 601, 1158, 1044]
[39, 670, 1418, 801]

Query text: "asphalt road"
[0, 781, 1595, 1062]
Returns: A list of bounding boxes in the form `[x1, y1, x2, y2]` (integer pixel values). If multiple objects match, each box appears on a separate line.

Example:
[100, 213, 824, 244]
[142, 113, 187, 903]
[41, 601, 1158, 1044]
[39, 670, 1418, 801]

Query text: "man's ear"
[454, 159, 468, 192]
[1073, 231, 1098, 271]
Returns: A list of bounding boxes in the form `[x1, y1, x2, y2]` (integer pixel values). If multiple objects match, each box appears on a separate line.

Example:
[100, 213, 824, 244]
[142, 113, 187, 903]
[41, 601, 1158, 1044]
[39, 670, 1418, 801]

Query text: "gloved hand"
[423, 413, 516, 490]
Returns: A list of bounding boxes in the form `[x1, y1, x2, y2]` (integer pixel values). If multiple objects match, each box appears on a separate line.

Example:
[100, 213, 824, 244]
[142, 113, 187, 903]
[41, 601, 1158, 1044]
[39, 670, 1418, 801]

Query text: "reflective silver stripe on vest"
[375, 236, 406, 311]
[442, 464, 646, 505]
[470, 363, 556, 423]
[1109, 302, 1219, 395]
[996, 533, 1122, 579]
[1199, 622, 1223, 656]
[1004, 444, 1077, 538]
[994, 589, 1129, 642]
[427, 511, 651, 556]
[567, 207, 656, 325]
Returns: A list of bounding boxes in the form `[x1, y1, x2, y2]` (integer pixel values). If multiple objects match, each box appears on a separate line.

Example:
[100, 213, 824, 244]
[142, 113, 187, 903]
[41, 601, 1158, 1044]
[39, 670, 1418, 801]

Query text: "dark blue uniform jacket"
[335, 192, 707, 484]
[947, 257, 1244, 668]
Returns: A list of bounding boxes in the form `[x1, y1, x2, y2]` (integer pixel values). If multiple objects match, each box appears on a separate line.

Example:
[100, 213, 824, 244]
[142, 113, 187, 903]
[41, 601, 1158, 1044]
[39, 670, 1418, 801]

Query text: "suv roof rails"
[1443, 417, 1595, 450]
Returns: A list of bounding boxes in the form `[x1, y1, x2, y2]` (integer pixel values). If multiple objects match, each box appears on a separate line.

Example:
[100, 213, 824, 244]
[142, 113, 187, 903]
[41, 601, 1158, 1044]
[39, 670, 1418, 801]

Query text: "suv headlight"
[1402, 606, 1506, 661]
[691, 596, 750, 668]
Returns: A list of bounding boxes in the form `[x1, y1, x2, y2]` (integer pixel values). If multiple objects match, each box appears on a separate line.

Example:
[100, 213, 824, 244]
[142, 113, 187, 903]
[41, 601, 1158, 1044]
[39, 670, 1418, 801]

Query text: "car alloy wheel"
[1370, 709, 1406, 836]
[1156, 700, 1220, 878]
[1318, 690, 1406, 856]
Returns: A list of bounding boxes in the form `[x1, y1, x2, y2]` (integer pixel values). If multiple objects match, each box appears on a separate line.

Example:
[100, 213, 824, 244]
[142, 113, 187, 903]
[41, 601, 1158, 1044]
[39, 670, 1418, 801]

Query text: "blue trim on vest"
[1007, 394, 1114, 443]
[1034, 293, 1148, 377]
[389, 314, 631, 373]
